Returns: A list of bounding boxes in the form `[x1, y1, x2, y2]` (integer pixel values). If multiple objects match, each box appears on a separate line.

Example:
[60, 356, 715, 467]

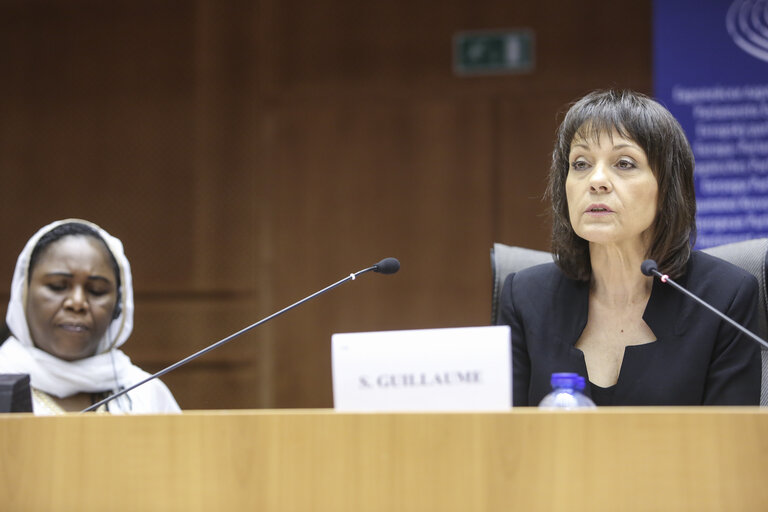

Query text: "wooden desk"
[1, 408, 767, 511]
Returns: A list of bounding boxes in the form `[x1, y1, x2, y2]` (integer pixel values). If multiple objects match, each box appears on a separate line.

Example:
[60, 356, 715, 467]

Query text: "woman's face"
[25, 235, 118, 361]
[565, 128, 658, 250]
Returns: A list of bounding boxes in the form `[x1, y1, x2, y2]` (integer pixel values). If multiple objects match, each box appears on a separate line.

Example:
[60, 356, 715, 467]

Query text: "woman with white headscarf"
[0, 219, 180, 414]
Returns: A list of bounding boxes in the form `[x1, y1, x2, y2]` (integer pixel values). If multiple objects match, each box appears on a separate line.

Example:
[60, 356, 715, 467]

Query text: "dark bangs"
[548, 90, 696, 281]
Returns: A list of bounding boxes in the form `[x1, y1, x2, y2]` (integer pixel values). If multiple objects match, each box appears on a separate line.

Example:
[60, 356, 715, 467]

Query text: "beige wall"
[0, 0, 651, 409]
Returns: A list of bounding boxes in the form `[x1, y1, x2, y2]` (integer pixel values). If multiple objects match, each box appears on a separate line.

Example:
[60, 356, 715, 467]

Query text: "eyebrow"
[570, 142, 641, 152]
[43, 271, 113, 284]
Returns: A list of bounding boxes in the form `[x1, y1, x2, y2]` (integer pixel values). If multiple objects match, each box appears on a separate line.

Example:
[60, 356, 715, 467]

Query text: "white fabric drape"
[0, 219, 180, 414]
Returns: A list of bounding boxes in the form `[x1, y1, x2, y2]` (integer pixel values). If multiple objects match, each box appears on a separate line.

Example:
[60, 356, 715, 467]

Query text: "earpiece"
[112, 288, 122, 320]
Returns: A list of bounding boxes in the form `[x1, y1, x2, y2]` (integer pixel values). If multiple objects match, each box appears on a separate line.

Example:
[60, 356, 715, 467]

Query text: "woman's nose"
[64, 286, 88, 312]
[589, 162, 611, 192]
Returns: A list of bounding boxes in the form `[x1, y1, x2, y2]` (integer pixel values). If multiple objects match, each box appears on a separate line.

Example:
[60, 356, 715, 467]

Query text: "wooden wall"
[0, 0, 651, 409]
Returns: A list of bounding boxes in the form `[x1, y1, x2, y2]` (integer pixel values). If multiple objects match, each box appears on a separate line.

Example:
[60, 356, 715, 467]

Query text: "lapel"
[642, 267, 689, 339]
[556, 275, 590, 347]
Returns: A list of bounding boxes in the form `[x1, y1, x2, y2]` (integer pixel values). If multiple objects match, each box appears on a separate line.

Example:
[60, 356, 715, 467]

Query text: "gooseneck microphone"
[82, 257, 401, 413]
[374, 257, 400, 275]
[641, 259, 768, 350]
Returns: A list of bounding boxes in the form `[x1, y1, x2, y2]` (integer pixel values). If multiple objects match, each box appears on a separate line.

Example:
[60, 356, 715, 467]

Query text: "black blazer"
[497, 251, 761, 406]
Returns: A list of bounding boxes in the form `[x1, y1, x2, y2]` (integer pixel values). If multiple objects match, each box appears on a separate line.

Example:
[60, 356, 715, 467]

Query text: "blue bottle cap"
[550, 372, 580, 389]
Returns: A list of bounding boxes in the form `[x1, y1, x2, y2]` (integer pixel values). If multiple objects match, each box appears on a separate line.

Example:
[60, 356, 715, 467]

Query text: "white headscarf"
[0, 219, 179, 413]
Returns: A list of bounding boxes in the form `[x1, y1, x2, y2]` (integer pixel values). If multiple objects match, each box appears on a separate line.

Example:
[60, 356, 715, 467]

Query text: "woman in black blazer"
[498, 90, 761, 406]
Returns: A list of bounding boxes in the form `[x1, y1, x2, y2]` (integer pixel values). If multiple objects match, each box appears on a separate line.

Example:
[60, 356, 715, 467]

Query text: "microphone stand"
[82, 260, 397, 413]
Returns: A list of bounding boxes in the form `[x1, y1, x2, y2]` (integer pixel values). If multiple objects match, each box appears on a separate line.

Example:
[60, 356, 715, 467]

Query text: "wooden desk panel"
[1, 408, 766, 511]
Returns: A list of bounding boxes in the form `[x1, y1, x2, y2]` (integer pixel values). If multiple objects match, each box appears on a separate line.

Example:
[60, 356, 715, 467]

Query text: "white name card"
[331, 325, 511, 412]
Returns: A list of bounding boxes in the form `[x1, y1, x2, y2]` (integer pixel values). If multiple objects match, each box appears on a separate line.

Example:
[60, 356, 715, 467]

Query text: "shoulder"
[505, 262, 566, 289]
[502, 262, 583, 307]
[683, 251, 759, 305]
[131, 379, 181, 413]
[121, 367, 182, 413]
[686, 251, 758, 289]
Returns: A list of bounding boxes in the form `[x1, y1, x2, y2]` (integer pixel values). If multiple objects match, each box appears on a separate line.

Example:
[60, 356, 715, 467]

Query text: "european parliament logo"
[655, 0, 768, 247]
[727, 0, 768, 63]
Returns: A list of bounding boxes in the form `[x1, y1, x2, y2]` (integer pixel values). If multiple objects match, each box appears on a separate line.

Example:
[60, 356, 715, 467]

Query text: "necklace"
[31, 388, 66, 415]
[31, 388, 108, 415]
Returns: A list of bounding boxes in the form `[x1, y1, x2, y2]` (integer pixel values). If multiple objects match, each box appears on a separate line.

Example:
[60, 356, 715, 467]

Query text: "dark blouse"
[590, 383, 616, 406]
[497, 251, 761, 406]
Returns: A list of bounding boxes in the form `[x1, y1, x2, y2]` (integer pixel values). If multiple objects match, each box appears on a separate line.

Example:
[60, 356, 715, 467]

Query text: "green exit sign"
[453, 30, 535, 75]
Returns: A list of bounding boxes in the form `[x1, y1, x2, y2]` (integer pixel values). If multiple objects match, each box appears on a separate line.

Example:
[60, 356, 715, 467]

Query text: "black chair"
[490, 239, 768, 405]
[490, 243, 551, 325]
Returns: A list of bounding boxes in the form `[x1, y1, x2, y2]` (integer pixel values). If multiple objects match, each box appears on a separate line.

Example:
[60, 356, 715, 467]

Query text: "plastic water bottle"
[538, 372, 596, 409]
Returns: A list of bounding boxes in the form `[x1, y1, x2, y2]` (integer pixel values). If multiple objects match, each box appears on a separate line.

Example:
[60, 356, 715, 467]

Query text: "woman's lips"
[585, 204, 614, 216]
[57, 323, 90, 332]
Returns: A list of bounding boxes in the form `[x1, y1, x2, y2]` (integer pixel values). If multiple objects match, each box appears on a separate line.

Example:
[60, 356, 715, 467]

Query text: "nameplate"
[331, 325, 511, 412]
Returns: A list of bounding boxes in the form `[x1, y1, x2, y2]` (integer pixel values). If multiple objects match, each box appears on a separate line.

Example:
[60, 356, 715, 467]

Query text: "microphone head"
[374, 257, 400, 275]
[640, 259, 658, 277]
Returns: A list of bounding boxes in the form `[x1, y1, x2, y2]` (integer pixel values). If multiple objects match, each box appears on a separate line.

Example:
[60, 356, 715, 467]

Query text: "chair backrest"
[702, 238, 768, 404]
[490, 243, 551, 325]
[490, 239, 768, 405]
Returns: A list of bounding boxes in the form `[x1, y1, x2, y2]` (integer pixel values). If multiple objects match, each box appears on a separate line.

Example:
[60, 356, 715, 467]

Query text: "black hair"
[0, 321, 10, 346]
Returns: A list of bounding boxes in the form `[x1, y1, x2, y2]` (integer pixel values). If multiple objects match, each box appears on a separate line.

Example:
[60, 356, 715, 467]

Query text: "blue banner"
[654, 0, 768, 247]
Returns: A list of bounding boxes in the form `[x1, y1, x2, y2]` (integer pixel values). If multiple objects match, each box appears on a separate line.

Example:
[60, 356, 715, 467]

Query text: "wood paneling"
[2, 409, 768, 511]
[0, 0, 652, 409]
[0, 0, 199, 289]
[260, 98, 496, 406]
